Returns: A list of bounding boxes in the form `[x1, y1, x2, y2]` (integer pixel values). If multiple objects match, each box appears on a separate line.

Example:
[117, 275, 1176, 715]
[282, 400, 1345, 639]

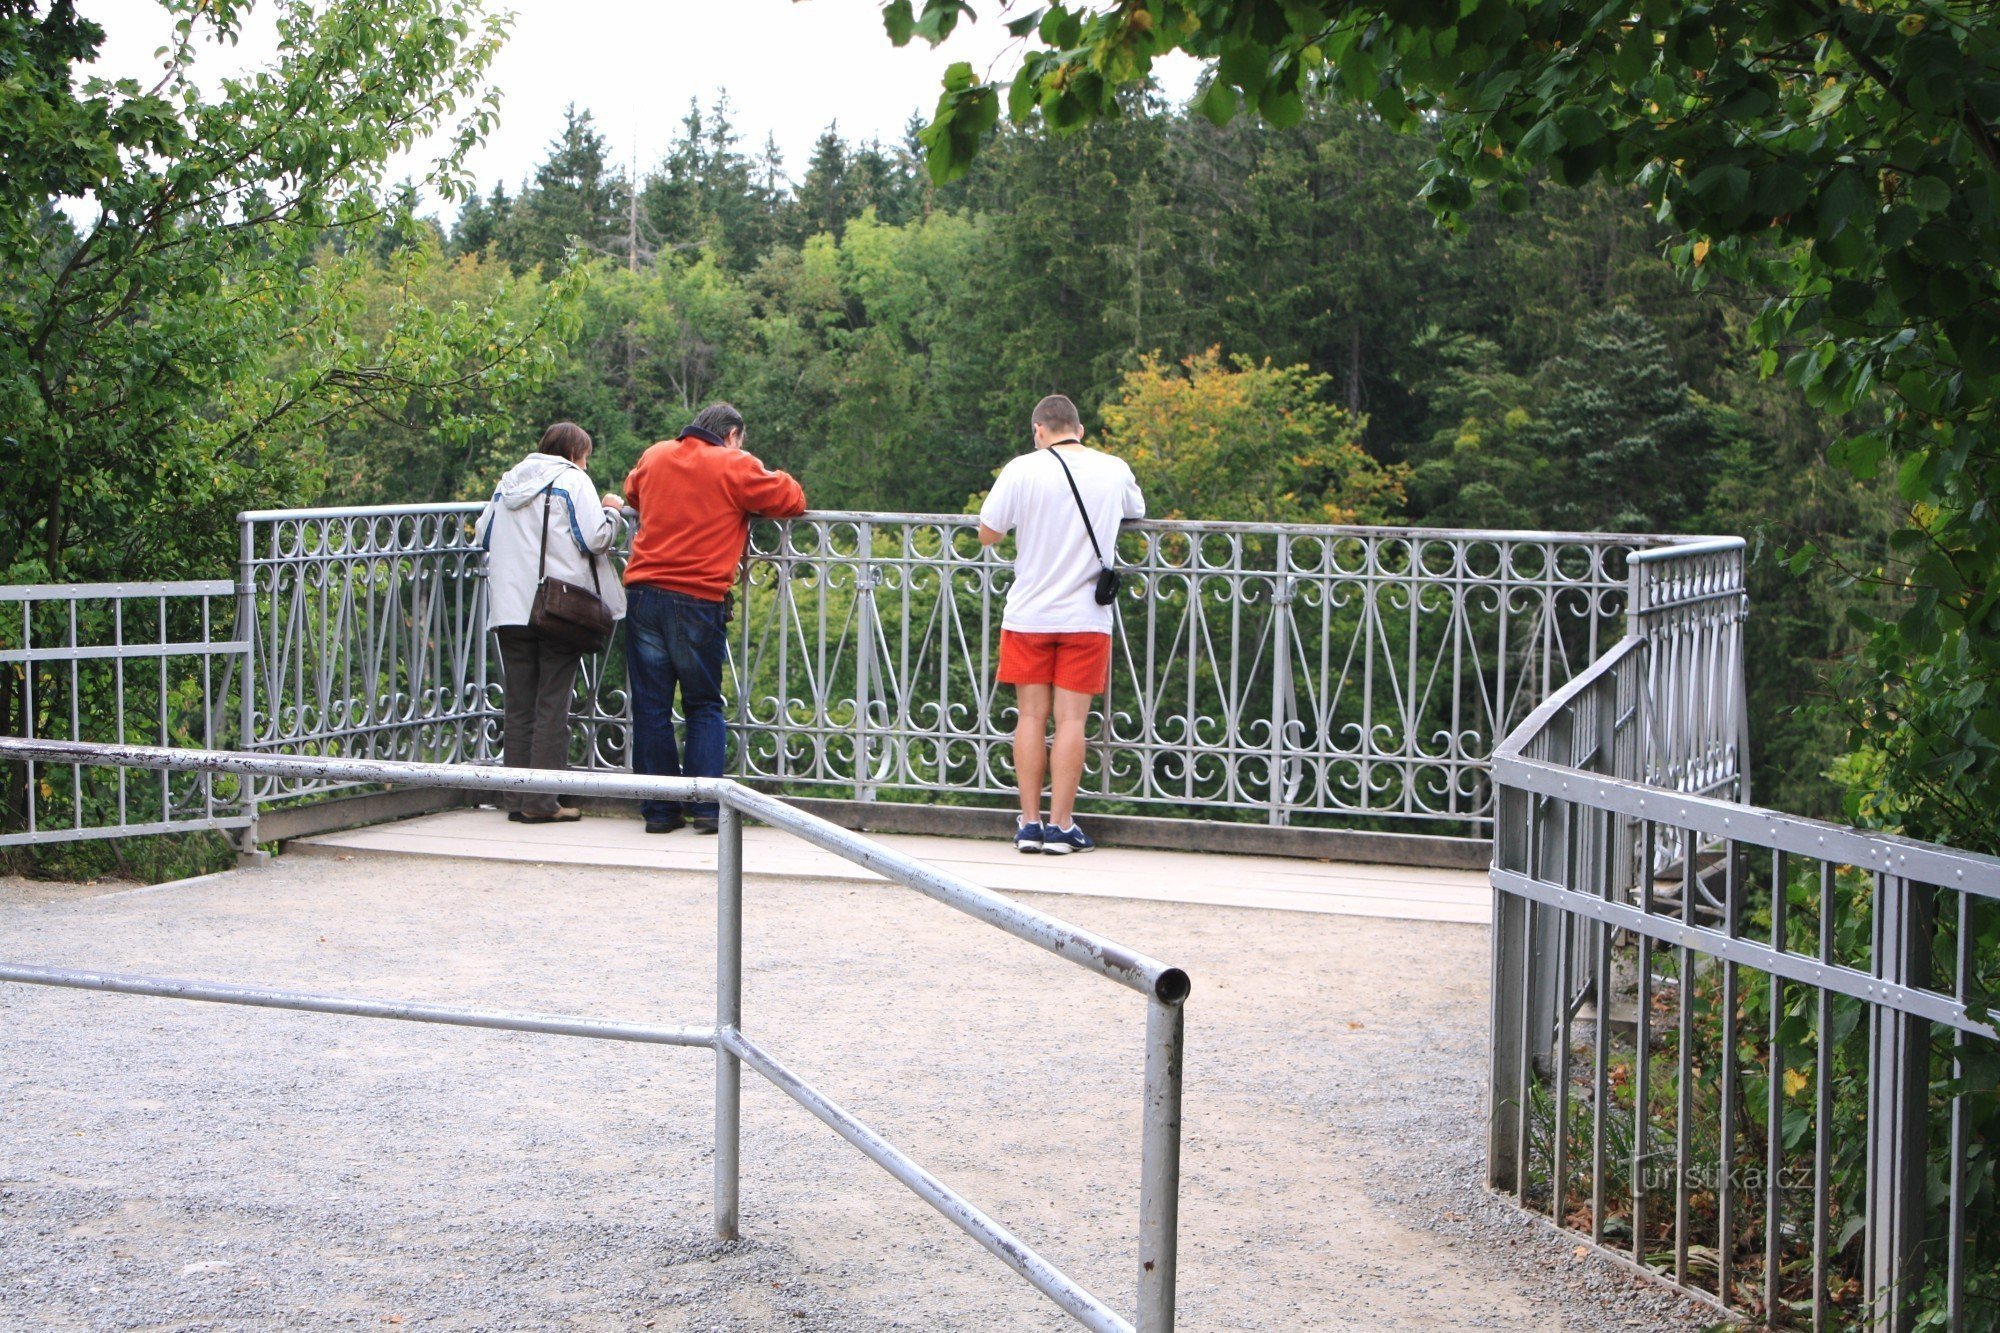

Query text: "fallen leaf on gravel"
[1347, 1021, 1365, 1029]
[382, 1316, 405, 1326]
[1573, 1246, 1590, 1259]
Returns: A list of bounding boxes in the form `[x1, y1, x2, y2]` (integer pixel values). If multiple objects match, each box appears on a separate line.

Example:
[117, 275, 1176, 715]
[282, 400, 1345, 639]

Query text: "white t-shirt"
[979, 445, 1145, 634]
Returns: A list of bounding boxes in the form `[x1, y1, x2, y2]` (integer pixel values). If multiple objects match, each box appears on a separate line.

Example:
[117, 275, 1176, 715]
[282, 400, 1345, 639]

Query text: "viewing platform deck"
[298, 808, 1494, 926]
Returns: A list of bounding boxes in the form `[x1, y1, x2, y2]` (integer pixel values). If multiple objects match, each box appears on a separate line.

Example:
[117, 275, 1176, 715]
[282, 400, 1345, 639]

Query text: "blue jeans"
[624, 585, 729, 823]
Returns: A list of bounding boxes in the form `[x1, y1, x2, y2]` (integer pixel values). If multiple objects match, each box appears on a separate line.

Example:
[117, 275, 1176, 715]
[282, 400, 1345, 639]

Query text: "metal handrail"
[0, 579, 237, 600]
[1625, 535, 1747, 565]
[0, 734, 1188, 1333]
[241, 499, 1701, 547]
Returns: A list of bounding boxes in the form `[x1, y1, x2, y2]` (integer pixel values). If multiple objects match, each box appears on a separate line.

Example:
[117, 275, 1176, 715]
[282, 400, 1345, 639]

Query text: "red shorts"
[997, 630, 1112, 695]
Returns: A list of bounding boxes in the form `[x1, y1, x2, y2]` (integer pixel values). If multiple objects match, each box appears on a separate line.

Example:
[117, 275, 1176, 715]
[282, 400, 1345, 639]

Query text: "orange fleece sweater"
[622, 436, 806, 600]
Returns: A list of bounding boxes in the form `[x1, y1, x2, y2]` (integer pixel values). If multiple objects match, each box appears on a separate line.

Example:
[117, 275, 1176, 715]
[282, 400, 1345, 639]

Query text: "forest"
[295, 95, 1881, 819]
[0, 0, 1911, 831]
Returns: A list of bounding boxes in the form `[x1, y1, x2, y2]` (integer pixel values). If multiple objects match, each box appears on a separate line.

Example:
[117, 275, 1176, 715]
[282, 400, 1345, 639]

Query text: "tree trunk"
[1346, 325, 1364, 416]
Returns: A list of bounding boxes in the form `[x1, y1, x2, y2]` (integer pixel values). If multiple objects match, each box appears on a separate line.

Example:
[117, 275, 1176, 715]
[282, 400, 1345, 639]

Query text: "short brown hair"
[537, 421, 592, 462]
[1031, 394, 1082, 435]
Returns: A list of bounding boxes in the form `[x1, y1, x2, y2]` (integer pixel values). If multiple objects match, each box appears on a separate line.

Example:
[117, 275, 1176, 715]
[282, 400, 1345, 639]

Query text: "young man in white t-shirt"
[977, 394, 1145, 854]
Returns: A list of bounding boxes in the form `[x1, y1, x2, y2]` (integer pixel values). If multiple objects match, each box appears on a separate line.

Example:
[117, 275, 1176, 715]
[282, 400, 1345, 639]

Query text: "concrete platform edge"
[260, 787, 478, 844]
[265, 787, 1492, 872]
[600, 794, 1494, 871]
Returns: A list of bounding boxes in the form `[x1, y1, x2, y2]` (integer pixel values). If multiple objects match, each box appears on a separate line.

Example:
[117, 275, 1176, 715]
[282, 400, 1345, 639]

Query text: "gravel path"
[0, 849, 1718, 1330]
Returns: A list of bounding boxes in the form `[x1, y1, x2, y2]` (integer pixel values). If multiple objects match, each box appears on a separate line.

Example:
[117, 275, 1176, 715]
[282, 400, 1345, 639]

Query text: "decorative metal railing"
[1488, 538, 1997, 1330]
[235, 504, 1685, 834]
[238, 504, 492, 802]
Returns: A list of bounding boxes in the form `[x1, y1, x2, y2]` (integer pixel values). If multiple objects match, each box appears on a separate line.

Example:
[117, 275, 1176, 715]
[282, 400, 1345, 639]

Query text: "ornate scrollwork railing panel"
[240, 505, 1682, 832]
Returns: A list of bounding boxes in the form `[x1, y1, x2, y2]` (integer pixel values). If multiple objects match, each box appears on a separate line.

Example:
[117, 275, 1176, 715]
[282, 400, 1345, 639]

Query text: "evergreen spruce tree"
[792, 127, 851, 242]
[1537, 310, 1723, 533]
[450, 183, 512, 257]
[503, 105, 627, 271]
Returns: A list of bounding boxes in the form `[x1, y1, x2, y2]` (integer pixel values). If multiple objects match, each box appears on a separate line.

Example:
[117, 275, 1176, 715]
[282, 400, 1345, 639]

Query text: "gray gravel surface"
[1, 848, 1721, 1330]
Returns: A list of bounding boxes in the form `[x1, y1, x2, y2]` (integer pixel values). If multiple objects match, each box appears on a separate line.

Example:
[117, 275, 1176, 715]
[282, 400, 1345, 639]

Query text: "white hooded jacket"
[475, 453, 628, 630]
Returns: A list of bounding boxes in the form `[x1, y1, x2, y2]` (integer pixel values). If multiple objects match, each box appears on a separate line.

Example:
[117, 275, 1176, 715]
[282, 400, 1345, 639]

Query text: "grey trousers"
[495, 626, 582, 815]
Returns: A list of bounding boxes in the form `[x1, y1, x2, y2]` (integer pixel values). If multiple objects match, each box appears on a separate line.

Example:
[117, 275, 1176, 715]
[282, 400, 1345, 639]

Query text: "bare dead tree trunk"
[1346, 325, 1364, 416]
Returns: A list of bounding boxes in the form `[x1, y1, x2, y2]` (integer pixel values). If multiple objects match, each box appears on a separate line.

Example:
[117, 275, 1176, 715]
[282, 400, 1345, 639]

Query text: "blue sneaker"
[1014, 816, 1044, 854]
[1040, 821, 1096, 855]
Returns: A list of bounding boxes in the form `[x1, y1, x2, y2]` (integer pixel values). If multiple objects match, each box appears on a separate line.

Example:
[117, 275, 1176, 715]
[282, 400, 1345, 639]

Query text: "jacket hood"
[494, 453, 576, 509]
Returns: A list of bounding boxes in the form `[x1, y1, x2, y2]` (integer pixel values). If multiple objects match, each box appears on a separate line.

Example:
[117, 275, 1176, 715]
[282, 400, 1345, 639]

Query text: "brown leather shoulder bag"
[527, 476, 615, 654]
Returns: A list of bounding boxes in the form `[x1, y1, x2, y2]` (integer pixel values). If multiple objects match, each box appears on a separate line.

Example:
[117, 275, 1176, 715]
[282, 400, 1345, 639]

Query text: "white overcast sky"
[77, 0, 1202, 211]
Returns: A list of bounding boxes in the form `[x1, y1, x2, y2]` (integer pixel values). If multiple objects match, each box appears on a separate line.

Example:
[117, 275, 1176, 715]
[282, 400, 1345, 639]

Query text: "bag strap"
[1048, 446, 1108, 569]
[538, 468, 605, 598]
[538, 484, 552, 581]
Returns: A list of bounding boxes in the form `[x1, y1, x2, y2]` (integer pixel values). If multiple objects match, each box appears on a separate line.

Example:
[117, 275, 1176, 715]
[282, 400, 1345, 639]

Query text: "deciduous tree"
[0, 0, 564, 581]
[1099, 347, 1405, 525]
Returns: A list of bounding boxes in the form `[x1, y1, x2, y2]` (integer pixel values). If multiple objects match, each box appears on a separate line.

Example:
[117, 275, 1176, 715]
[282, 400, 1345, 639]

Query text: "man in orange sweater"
[622, 402, 806, 833]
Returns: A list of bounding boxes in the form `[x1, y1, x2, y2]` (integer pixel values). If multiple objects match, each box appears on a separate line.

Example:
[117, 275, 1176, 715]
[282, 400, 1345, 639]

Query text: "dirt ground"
[0, 851, 1716, 1330]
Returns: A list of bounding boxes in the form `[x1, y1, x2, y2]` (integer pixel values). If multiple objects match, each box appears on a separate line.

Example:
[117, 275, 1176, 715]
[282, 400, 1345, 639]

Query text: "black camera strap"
[1047, 446, 1109, 572]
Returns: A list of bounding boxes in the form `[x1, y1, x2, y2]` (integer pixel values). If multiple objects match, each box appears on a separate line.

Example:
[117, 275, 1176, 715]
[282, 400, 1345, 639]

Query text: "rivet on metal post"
[715, 800, 744, 1241]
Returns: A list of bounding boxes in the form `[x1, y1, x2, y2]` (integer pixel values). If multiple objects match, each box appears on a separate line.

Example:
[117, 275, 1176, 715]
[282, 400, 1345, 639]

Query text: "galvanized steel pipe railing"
[0, 581, 251, 848]
[0, 735, 1189, 1333]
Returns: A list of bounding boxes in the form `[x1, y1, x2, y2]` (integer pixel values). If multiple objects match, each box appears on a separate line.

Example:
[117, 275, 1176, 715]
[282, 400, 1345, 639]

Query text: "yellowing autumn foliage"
[1099, 348, 1406, 526]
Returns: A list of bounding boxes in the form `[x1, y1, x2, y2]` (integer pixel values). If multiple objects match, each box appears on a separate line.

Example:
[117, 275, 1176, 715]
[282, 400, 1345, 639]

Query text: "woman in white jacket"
[474, 422, 628, 823]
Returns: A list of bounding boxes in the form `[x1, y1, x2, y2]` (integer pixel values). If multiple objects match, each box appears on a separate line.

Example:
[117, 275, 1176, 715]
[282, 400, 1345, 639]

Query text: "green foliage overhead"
[0, 0, 574, 583]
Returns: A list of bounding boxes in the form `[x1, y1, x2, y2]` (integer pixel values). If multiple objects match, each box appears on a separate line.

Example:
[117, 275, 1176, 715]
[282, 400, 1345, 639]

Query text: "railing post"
[1488, 780, 1531, 1192]
[714, 800, 743, 1241]
[473, 525, 495, 765]
[1267, 561, 1293, 828]
[1726, 549, 1752, 806]
[853, 524, 878, 804]
[1866, 874, 1932, 1332]
[234, 516, 263, 863]
[1136, 993, 1184, 1332]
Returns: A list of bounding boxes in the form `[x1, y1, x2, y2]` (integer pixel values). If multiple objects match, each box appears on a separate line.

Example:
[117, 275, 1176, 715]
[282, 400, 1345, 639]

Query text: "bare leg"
[1048, 686, 1093, 828]
[1013, 683, 1051, 826]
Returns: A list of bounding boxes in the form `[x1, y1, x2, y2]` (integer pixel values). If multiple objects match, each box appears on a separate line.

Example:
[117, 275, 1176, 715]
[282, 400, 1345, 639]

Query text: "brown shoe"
[517, 806, 582, 825]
